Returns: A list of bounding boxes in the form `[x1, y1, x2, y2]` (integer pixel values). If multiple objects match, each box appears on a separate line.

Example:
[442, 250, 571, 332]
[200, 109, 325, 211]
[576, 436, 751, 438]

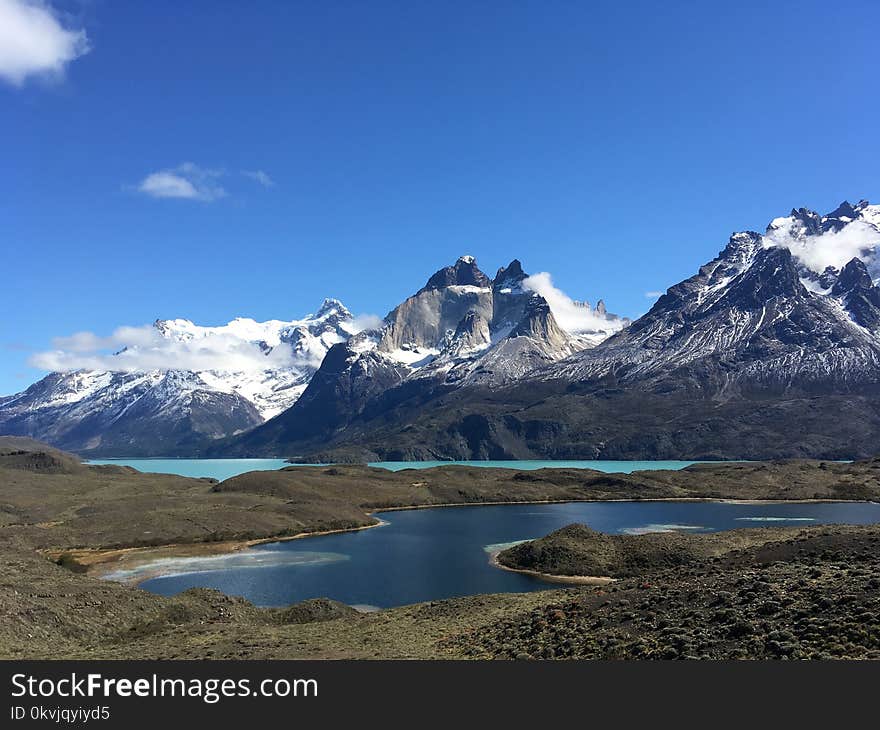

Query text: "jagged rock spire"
[493, 259, 527, 290]
[421, 256, 491, 292]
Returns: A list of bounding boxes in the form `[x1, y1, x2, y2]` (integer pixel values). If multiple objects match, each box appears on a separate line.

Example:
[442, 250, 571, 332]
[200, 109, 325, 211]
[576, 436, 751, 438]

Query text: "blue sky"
[2, 0, 878, 395]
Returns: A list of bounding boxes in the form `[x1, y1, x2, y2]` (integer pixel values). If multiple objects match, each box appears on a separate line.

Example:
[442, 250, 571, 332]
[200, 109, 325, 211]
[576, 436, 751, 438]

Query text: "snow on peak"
[859, 203, 880, 230]
[314, 297, 351, 319]
[762, 200, 880, 277]
[154, 301, 353, 348]
[457, 255, 476, 264]
[31, 300, 359, 420]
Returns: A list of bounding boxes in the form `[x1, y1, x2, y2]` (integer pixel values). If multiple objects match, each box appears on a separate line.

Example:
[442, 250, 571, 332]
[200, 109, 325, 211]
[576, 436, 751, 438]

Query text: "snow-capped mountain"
[153, 298, 356, 418]
[0, 370, 263, 456]
[227, 256, 627, 454]
[549, 200, 880, 388]
[8, 201, 878, 461]
[227, 200, 880, 462]
[0, 299, 357, 455]
[377, 256, 626, 382]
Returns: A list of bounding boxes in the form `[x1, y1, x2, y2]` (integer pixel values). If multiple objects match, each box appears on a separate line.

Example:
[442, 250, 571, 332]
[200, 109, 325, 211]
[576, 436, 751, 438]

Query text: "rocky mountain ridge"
[231, 199, 880, 461]
[1, 258, 625, 456]
[227, 256, 627, 454]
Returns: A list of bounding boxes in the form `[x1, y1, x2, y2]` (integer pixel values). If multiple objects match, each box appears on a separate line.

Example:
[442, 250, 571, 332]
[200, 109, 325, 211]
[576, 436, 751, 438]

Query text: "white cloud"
[521, 272, 624, 334]
[644, 290, 665, 299]
[242, 169, 274, 187]
[139, 172, 200, 200]
[764, 219, 880, 275]
[345, 313, 384, 334]
[30, 307, 382, 374]
[137, 163, 226, 201]
[31, 324, 298, 373]
[0, 0, 89, 86]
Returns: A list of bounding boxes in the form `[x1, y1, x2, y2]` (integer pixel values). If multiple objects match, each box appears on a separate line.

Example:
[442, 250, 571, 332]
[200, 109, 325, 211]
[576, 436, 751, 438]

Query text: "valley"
[4, 201, 880, 661]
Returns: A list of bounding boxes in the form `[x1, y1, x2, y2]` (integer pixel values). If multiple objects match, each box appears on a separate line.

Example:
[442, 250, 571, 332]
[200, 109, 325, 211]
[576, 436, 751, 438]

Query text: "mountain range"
[0, 300, 357, 455]
[4, 200, 880, 460]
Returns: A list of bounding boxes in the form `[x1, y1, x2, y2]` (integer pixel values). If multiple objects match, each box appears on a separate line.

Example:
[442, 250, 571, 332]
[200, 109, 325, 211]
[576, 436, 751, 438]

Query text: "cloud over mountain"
[29, 303, 382, 376]
[30, 324, 298, 373]
[522, 272, 626, 334]
[764, 220, 880, 276]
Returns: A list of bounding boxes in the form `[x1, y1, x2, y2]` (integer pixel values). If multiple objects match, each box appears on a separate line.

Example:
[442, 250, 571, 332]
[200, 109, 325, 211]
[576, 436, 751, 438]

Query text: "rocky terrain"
[495, 523, 806, 578]
[2, 437, 880, 660]
[452, 524, 880, 660]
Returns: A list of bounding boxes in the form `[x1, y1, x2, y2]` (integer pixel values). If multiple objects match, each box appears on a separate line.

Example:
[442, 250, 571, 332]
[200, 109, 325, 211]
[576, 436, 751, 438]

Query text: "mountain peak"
[827, 201, 859, 221]
[153, 317, 195, 339]
[831, 258, 880, 329]
[767, 200, 876, 241]
[421, 256, 491, 292]
[721, 231, 763, 264]
[493, 259, 527, 290]
[315, 298, 351, 320]
[723, 245, 805, 309]
[831, 258, 873, 296]
[443, 310, 492, 357]
[788, 207, 823, 236]
[826, 200, 871, 221]
[509, 295, 567, 344]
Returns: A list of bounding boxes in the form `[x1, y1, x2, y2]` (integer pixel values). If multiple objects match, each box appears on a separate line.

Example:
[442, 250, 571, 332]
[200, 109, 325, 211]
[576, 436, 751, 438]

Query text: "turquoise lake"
[87, 457, 708, 481]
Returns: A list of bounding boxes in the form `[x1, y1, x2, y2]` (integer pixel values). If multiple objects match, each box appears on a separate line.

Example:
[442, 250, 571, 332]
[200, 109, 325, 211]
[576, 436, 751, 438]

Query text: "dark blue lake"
[124, 500, 880, 608]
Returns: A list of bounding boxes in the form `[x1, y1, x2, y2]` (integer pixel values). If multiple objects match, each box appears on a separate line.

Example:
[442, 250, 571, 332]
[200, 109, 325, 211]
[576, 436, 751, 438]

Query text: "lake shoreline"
[80, 495, 876, 587]
[7, 442, 880, 659]
[56, 518, 391, 586]
[487, 548, 615, 586]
